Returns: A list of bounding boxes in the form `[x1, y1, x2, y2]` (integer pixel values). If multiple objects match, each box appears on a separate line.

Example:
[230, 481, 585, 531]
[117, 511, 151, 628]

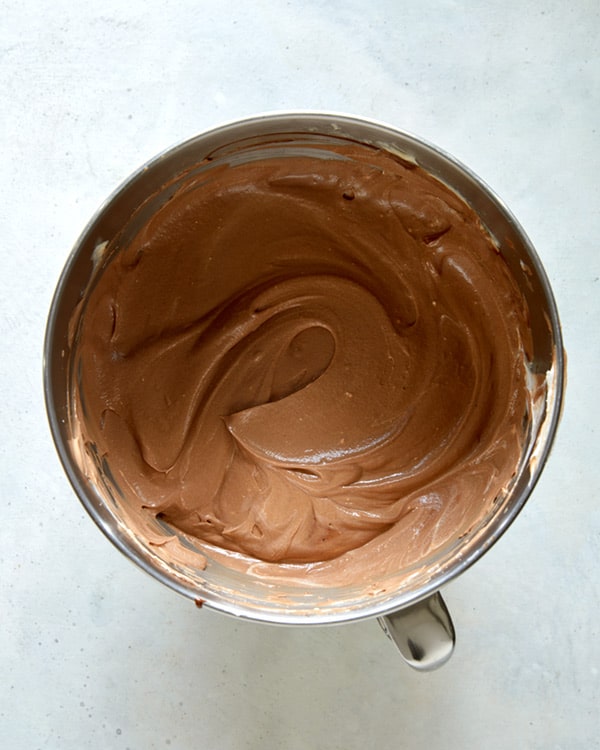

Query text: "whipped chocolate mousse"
[69, 138, 534, 578]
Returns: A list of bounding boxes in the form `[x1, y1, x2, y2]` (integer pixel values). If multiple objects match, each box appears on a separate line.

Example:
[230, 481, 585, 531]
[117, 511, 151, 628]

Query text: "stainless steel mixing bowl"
[44, 112, 565, 670]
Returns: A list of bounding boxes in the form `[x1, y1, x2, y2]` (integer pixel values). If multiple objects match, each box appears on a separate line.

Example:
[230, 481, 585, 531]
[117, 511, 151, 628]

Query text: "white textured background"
[1, 1, 598, 748]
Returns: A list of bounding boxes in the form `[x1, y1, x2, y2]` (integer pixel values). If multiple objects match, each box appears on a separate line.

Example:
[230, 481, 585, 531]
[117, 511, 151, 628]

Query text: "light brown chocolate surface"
[70, 141, 533, 576]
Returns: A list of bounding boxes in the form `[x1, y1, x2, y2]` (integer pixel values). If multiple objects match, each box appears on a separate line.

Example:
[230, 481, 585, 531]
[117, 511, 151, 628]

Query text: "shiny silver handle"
[377, 591, 455, 671]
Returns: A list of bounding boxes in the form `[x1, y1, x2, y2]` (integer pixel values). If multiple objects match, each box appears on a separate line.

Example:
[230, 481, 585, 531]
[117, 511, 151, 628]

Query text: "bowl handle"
[377, 591, 455, 671]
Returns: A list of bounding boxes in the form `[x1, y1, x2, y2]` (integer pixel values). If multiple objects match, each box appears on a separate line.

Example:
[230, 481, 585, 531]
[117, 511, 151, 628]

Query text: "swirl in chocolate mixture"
[71, 141, 533, 570]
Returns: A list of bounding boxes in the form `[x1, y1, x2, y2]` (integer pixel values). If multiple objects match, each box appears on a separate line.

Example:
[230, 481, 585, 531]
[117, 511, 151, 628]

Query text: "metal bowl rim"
[43, 110, 566, 625]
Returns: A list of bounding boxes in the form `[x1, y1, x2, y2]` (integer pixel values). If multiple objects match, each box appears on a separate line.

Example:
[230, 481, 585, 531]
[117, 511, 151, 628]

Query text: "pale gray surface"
[1, 1, 598, 748]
